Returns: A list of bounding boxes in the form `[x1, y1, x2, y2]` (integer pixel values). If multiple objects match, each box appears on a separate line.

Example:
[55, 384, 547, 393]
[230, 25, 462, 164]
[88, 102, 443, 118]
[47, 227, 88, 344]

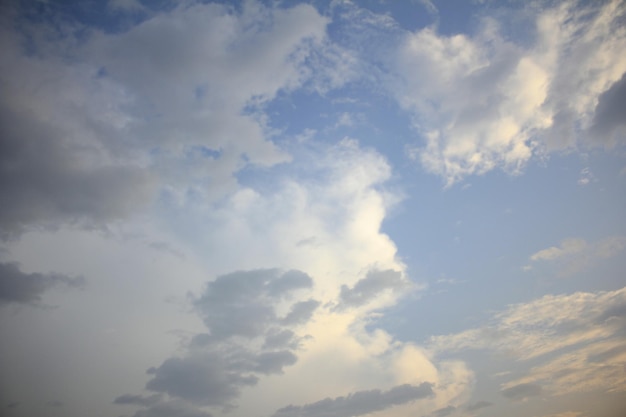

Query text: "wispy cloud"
[526, 236, 626, 276]
[430, 286, 626, 397]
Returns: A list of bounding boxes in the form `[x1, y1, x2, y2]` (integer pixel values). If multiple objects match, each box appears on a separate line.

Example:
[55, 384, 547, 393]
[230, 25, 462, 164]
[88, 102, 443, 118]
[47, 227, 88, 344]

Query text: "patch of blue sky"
[377, 150, 626, 340]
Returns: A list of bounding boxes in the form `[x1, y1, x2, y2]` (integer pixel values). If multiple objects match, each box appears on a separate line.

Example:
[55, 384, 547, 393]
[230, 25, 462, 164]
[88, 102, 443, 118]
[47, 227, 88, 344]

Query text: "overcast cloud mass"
[0, 1, 625, 417]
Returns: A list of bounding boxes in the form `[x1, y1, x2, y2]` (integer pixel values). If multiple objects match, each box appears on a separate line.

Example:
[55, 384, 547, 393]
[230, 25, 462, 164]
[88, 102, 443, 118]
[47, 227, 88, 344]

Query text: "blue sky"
[1, 1, 625, 417]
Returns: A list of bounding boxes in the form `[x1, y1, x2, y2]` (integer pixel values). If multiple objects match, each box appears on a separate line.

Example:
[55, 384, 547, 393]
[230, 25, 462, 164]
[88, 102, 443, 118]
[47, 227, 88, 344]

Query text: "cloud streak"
[273, 383, 434, 417]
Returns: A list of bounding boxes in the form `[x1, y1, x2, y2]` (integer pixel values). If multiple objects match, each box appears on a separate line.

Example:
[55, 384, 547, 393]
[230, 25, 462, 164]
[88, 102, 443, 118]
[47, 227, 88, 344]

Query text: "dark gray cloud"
[465, 400, 492, 411]
[194, 269, 314, 341]
[130, 400, 213, 417]
[266, 270, 314, 297]
[253, 350, 298, 374]
[114, 394, 163, 406]
[589, 71, 626, 145]
[139, 269, 319, 407]
[0, 99, 156, 239]
[337, 269, 409, 309]
[281, 300, 320, 326]
[145, 355, 257, 406]
[0, 262, 84, 306]
[501, 383, 542, 400]
[144, 348, 300, 406]
[273, 383, 434, 417]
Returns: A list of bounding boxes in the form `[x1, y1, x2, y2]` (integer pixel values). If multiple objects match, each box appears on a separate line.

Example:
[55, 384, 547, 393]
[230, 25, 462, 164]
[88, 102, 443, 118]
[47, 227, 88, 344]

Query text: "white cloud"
[396, 0, 626, 185]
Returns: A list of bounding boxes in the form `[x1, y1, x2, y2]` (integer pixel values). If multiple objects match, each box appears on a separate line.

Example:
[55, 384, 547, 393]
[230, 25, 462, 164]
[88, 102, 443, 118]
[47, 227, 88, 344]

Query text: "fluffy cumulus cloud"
[114, 139, 470, 417]
[397, 0, 626, 185]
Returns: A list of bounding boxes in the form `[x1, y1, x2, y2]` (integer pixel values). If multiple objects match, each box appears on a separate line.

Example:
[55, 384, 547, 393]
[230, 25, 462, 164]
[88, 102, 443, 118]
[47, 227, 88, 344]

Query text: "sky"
[0, 0, 625, 417]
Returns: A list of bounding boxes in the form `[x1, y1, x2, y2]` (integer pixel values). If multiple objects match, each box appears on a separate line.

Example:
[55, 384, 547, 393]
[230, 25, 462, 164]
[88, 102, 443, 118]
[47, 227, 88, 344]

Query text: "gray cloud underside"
[144, 353, 257, 406]
[114, 394, 163, 407]
[124, 269, 318, 408]
[590, 71, 626, 145]
[143, 349, 300, 406]
[194, 269, 315, 342]
[129, 400, 213, 417]
[0, 262, 84, 306]
[273, 382, 434, 417]
[337, 269, 408, 309]
[0, 103, 156, 238]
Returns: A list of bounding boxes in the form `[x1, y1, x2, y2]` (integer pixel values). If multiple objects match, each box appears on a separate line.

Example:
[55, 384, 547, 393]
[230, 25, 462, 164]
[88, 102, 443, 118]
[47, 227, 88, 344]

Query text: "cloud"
[396, 0, 626, 185]
[119, 269, 321, 409]
[0, 98, 157, 238]
[0, 262, 84, 306]
[529, 238, 588, 261]
[588, 71, 626, 146]
[193, 269, 315, 342]
[0, 0, 334, 237]
[527, 236, 626, 276]
[465, 400, 492, 412]
[431, 405, 456, 417]
[336, 269, 412, 309]
[430, 286, 626, 397]
[114, 394, 163, 406]
[281, 300, 321, 326]
[130, 400, 213, 417]
[113, 136, 461, 417]
[272, 383, 434, 417]
[501, 383, 543, 400]
[145, 354, 258, 406]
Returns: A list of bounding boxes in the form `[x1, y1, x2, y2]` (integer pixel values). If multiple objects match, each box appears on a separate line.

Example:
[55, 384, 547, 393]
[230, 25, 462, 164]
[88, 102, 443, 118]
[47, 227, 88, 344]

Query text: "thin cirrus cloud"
[525, 236, 626, 276]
